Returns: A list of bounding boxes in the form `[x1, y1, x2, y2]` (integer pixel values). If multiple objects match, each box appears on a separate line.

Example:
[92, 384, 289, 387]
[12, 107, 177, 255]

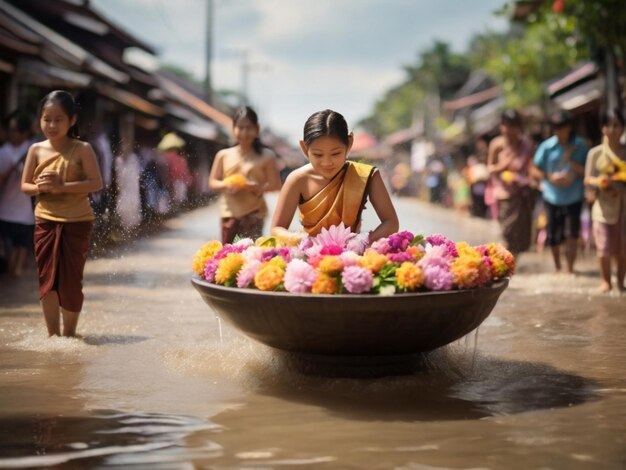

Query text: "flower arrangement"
[192, 224, 514, 295]
[223, 174, 248, 190]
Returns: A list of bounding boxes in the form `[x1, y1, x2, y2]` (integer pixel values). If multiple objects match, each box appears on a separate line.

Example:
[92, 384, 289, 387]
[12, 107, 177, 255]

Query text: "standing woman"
[208, 106, 281, 243]
[21, 90, 103, 337]
[584, 108, 626, 293]
[487, 109, 536, 257]
[532, 109, 588, 273]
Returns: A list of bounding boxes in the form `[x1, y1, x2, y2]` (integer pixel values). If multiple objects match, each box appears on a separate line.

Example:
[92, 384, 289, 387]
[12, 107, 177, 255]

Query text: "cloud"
[93, 0, 507, 141]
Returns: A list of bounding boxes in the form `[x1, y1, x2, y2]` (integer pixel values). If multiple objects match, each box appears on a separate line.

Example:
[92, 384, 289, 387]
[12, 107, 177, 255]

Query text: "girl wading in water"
[21, 90, 103, 337]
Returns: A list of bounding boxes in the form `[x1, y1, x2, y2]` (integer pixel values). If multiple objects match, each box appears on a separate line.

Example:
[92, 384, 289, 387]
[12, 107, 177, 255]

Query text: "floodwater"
[1, 195, 625, 469]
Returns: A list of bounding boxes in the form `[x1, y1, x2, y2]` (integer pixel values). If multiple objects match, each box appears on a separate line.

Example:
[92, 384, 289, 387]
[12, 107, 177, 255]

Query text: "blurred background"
[0, 0, 624, 242]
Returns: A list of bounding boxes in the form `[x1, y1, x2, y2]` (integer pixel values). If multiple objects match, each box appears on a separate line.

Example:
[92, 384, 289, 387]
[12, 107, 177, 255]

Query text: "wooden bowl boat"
[191, 278, 508, 356]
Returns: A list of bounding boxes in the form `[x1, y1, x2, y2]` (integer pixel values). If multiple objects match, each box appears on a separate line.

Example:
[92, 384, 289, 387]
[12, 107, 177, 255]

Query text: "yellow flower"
[318, 255, 343, 274]
[456, 242, 480, 259]
[358, 249, 388, 273]
[223, 174, 247, 190]
[192, 240, 222, 275]
[451, 256, 482, 289]
[268, 256, 287, 270]
[311, 272, 338, 294]
[254, 263, 285, 291]
[395, 262, 424, 291]
[215, 253, 245, 284]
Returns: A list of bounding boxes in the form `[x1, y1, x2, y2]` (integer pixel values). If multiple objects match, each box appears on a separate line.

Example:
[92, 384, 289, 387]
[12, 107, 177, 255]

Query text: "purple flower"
[261, 247, 292, 262]
[284, 259, 317, 293]
[426, 233, 458, 257]
[421, 263, 454, 291]
[387, 231, 414, 252]
[341, 265, 374, 294]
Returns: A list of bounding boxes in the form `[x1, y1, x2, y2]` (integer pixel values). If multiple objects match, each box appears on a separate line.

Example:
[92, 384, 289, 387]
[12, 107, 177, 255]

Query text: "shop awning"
[171, 118, 219, 140]
[98, 84, 165, 117]
[552, 78, 602, 111]
[16, 57, 93, 87]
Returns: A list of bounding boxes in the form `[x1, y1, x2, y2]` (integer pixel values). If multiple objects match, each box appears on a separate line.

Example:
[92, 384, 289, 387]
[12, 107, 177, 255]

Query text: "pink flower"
[204, 258, 219, 282]
[421, 263, 454, 291]
[387, 252, 413, 264]
[237, 260, 262, 288]
[426, 234, 458, 257]
[284, 259, 317, 293]
[341, 265, 374, 294]
[346, 232, 370, 254]
[339, 251, 360, 267]
[370, 237, 391, 254]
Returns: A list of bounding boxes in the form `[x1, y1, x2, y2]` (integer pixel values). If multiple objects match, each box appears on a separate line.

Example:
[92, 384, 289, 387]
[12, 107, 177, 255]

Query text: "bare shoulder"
[283, 164, 310, 186]
[489, 135, 505, 150]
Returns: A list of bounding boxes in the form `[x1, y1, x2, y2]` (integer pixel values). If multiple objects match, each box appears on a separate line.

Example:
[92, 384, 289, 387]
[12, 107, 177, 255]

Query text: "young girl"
[21, 90, 103, 337]
[208, 106, 281, 243]
[584, 108, 626, 293]
[271, 109, 398, 243]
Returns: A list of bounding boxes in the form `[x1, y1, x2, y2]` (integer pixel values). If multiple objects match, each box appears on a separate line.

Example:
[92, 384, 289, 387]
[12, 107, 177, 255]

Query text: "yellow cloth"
[33, 140, 95, 222]
[220, 150, 268, 219]
[299, 161, 375, 236]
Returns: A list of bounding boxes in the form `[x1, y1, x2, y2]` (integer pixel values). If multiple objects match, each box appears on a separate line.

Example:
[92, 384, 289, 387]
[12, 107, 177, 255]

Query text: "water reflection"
[238, 348, 600, 421]
[0, 411, 221, 469]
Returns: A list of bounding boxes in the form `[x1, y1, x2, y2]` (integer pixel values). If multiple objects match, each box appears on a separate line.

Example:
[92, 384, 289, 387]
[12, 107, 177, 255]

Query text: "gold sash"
[299, 161, 374, 236]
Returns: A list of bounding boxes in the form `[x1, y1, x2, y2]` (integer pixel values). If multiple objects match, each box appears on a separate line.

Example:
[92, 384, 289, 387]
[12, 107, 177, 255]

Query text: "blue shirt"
[533, 135, 588, 206]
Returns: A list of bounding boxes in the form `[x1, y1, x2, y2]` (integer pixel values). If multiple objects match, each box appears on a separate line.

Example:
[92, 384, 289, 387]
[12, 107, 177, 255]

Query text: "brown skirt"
[221, 211, 264, 244]
[34, 219, 93, 312]
[497, 189, 535, 254]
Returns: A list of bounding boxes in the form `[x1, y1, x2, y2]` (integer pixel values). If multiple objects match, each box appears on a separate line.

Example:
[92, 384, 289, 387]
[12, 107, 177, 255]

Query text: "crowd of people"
[435, 107, 626, 292]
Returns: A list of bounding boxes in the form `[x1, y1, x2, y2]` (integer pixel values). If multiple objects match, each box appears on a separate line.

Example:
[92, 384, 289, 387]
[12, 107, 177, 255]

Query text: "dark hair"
[548, 109, 573, 128]
[233, 106, 263, 154]
[302, 109, 350, 147]
[500, 108, 523, 129]
[38, 90, 79, 138]
[600, 107, 625, 128]
[5, 111, 32, 134]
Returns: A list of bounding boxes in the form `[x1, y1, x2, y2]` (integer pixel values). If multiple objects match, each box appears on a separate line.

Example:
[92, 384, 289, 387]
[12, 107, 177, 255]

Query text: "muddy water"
[0, 196, 624, 469]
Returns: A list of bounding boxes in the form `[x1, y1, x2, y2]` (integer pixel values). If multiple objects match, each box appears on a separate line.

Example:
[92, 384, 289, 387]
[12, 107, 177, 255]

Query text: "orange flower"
[358, 249, 388, 273]
[318, 255, 343, 274]
[254, 263, 284, 291]
[311, 272, 338, 294]
[406, 245, 424, 261]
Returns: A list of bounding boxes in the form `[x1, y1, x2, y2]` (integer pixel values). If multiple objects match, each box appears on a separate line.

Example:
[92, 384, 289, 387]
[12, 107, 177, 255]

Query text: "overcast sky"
[92, 0, 507, 142]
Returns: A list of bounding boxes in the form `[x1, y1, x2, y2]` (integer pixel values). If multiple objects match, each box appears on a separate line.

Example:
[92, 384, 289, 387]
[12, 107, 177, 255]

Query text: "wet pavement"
[0, 195, 624, 469]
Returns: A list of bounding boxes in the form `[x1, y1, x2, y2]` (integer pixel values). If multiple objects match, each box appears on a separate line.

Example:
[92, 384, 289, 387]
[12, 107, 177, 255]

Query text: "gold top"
[33, 140, 95, 222]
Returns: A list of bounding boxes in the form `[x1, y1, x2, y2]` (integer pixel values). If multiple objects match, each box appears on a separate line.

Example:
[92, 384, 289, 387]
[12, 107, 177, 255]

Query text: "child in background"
[271, 109, 398, 243]
[584, 108, 626, 293]
[208, 107, 281, 243]
[21, 90, 103, 337]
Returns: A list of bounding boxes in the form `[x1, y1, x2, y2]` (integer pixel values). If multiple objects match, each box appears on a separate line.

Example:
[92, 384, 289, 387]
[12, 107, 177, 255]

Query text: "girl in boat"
[271, 109, 398, 243]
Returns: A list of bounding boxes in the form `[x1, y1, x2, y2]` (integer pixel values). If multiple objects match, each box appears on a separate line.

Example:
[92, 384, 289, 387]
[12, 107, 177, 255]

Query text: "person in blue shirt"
[532, 109, 588, 273]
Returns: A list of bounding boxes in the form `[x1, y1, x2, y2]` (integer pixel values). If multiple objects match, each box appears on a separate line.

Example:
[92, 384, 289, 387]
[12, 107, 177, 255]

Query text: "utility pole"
[204, 0, 214, 105]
